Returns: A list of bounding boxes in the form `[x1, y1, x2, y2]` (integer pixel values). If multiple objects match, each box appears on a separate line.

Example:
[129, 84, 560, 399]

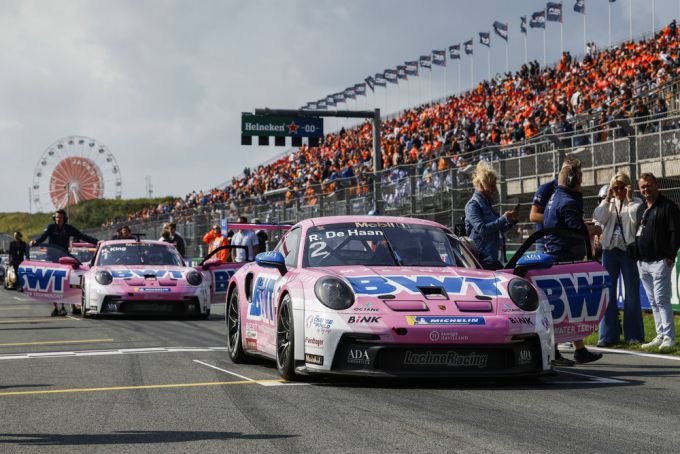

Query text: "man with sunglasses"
[635, 173, 680, 350]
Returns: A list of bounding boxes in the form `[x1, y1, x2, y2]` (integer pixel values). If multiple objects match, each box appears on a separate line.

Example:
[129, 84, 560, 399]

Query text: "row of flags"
[301, 1, 618, 110]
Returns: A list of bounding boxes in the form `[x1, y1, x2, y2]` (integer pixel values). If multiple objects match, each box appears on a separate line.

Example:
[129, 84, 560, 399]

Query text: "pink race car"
[18, 240, 242, 317]
[225, 215, 610, 379]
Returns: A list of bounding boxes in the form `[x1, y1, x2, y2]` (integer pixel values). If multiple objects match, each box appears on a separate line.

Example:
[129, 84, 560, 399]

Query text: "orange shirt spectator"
[203, 225, 229, 263]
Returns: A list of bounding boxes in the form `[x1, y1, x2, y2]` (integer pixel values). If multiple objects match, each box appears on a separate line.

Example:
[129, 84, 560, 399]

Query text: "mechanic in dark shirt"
[8, 231, 29, 290]
[529, 178, 557, 253]
[30, 209, 99, 316]
[542, 157, 603, 365]
[635, 173, 680, 350]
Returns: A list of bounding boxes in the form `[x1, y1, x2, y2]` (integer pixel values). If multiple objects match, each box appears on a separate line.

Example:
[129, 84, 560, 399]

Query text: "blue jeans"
[599, 248, 645, 343]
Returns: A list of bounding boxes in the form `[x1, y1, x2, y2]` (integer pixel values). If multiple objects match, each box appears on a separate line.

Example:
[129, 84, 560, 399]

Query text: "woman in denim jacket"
[464, 161, 518, 270]
[592, 172, 644, 345]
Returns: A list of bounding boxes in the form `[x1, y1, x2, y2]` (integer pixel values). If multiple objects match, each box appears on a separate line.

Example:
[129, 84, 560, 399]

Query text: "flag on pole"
[464, 39, 473, 55]
[405, 61, 419, 76]
[374, 73, 387, 87]
[325, 95, 336, 107]
[449, 44, 461, 59]
[479, 32, 490, 47]
[530, 10, 546, 28]
[573, 0, 585, 13]
[546, 2, 563, 22]
[493, 21, 508, 41]
[432, 50, 446, 66]
[365, 76, 375, 92]
[384, 69, 398, 84]
[396, 65, 408, 80]
[521, 16, 528, 33]
[333, 92, 345, 103]
[344, 87, 356, 99]
[419, 55, 432, 69]
[354, 83, 367, 95]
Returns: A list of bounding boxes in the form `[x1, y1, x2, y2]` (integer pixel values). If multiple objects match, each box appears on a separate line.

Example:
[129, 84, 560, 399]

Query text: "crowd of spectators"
[105, 22, 680, 228]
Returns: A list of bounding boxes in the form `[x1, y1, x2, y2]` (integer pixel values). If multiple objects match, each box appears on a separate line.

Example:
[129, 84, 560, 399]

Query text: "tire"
[276, 295, 298, 380]
[226, 289, 247, 363]
[81, 287, 89, 319]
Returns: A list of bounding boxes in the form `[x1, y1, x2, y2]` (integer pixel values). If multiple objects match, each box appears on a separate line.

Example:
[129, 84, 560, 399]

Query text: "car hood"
[308, 265, 508, 306]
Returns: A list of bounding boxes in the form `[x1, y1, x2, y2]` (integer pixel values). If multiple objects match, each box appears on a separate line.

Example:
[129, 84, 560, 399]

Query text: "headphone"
[566, 164, 581, 189]
[53, 209, 68, 224]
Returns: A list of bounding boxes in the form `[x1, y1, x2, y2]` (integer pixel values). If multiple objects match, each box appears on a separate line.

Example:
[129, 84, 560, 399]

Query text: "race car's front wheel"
[276, 295, 297, 380]
[80, 286, 89, 319]
[226, 289, 246, 363]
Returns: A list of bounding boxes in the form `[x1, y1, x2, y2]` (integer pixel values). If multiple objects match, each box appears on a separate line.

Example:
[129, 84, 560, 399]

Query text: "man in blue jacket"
[30, 209, 98, 316]
[543, 157, 603, 365]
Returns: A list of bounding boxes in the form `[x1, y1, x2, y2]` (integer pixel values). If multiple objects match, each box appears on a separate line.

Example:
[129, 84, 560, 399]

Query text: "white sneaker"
[642, 336, 664, 349]
[659, 336, 676, 349]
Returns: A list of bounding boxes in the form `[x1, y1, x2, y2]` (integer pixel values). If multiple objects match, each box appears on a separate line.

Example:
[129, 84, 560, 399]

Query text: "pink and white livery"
[225, 215, 610, 379]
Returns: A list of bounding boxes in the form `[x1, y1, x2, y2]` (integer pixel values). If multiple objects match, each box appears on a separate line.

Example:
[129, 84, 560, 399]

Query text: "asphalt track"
[1, 290, 679, 453]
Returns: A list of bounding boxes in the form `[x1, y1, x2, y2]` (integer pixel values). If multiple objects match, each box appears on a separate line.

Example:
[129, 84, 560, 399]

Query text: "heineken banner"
[241, 114, 324, 138]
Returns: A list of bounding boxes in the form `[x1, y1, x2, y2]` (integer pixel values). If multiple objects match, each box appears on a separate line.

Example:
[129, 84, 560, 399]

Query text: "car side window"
[278, 228, 301, 268]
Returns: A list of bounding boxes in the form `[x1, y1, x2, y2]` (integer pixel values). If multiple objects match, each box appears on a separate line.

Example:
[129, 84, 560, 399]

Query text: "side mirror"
[58, 256, 80, 269]
[201, 258, 222, 270]
[256, 251, 287, 275]
[514, 253, 553, 277]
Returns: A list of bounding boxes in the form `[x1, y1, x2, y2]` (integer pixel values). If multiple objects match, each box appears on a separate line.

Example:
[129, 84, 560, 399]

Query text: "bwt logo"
[19, 266, 68, 293]
[531, 272, 610, 324]
[249, 276, 277, 322]
[346, 275, 505, 298]
[213, 269, 235, 293]
[110, 269, 185, 279]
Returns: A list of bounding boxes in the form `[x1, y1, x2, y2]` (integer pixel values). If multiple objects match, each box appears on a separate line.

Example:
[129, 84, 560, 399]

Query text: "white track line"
[193, 360, 256, 382]
[0, 346, 228, 361]
[12, 296, 28, 301]
[552, 369, 626, 384]
[590, 346, 680, 362]
[192, 359, 308, 386]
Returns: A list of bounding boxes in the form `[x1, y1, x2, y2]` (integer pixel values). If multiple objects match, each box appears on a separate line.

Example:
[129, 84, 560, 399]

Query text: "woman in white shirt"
[592, 172, 644, 346]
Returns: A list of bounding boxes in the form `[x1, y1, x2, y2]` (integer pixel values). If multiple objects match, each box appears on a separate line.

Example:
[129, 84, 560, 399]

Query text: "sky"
[0, 0, 678, 213]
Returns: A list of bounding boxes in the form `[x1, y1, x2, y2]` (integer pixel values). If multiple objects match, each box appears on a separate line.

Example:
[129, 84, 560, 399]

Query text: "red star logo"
[287, 121, 299, 134]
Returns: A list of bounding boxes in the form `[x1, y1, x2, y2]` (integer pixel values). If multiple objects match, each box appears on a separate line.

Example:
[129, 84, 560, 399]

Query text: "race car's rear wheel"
[276, 295, 297, 380]
[226, 289, 246, 363]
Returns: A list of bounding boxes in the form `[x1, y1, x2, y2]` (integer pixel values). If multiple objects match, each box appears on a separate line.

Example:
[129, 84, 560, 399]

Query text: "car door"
[245, 227, 302, 356]
[195, 245, 247, 304]
[17, 244, 88, 305]
[503, 228, 610, 344]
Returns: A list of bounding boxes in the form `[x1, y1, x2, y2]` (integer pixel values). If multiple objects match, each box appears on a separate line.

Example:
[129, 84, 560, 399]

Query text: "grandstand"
[93, 21, 680, 257]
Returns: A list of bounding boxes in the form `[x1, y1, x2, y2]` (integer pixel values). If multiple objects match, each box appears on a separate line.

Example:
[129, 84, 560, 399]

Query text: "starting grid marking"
[0, 346, 229, 361]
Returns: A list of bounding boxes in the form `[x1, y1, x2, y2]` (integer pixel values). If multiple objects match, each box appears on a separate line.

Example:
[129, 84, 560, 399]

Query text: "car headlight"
[95, 270, 113, 285]
[186, 270, 202, 286]
[508, 278, 539, 312]
[314, 277, 355, 310]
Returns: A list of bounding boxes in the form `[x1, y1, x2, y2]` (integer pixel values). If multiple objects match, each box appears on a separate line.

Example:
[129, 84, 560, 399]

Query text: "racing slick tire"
[276, 294, 298, 381]
[226, 289, 247, 363]
[80, 286, 89, 319]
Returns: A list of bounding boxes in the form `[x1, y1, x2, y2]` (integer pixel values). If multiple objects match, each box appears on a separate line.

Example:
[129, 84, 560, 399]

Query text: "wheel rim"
[227, 292, 240, 351]
[277, 302, 291, 368]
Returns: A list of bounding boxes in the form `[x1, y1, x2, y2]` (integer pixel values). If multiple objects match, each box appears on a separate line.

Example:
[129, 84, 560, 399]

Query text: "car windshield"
[303, 222, 479, 268]
[70, 247, 96, 263]
[96, 243, 183, 266]
[28, 245, 69, 263]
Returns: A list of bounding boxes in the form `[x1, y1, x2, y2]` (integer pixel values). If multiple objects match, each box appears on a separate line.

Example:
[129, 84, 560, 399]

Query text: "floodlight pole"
[254, 108, 382, 214]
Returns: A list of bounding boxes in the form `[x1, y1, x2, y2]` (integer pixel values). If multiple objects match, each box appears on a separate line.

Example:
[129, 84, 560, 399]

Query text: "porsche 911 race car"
[17, 224, 290, 317]
[225, 216, 610, 379]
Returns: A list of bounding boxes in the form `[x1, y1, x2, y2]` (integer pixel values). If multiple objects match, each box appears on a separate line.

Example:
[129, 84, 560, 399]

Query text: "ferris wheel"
[31, 136, 122, 212]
